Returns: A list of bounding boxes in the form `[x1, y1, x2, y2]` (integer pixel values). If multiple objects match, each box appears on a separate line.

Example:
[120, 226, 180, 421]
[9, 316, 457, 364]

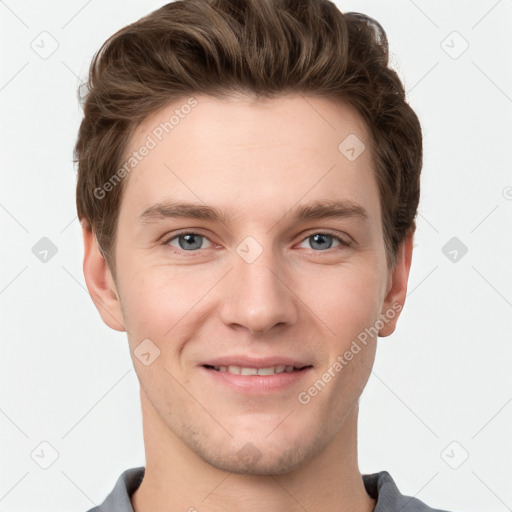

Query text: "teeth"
[211, 364, 298, 375]
[258, 365, 285, 375]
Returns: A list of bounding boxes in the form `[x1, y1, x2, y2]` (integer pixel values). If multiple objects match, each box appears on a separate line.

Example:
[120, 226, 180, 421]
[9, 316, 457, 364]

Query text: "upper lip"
[200, 356, 312, 369]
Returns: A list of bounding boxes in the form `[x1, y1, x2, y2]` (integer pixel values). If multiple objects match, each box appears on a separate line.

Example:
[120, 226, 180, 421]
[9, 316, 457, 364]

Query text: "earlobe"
[378, 230, 414, 337]
[81, 219, 126, 332]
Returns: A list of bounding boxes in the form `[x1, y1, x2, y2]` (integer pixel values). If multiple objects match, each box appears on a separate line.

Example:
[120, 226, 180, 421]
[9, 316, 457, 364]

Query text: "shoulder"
[363, 471, 454, 512]
[84, 466, 145, 512]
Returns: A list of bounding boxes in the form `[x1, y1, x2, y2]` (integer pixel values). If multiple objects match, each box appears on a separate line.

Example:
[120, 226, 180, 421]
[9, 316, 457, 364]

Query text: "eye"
[162, 230, 351, 256]
[165, 232, 212, 252]
[298, 232, 350, 251]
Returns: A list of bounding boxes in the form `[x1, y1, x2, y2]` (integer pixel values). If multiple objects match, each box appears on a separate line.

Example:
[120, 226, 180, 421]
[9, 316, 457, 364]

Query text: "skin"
[82, 93, 413, 512]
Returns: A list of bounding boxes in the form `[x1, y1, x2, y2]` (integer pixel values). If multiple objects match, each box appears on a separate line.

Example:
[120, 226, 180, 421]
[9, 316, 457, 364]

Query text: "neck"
[132, 391, 375, 512]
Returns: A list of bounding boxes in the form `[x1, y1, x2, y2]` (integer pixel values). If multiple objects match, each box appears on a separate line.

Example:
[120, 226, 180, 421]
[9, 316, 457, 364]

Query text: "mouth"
[202, 364, 312, 375]
[199, 356, 314, 394]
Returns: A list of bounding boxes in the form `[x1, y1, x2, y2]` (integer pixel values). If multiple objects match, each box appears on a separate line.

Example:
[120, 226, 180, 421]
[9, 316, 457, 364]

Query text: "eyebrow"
[137, 199, 370, 226]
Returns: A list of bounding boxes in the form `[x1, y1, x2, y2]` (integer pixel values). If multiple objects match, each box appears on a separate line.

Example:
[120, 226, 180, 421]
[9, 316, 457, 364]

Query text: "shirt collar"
[88, 466, 448, 512]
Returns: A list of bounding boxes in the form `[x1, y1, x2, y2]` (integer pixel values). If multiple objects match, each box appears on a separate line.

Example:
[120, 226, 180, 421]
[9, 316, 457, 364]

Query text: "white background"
[1, 1, 511, 511]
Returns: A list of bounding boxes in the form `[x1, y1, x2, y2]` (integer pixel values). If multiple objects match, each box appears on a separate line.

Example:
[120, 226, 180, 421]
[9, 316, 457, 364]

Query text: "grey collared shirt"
[86, 466, 453, 512]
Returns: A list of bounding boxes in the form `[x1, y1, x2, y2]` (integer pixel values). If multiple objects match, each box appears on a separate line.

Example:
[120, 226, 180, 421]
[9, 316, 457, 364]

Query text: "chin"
[189, 429, 326, 476]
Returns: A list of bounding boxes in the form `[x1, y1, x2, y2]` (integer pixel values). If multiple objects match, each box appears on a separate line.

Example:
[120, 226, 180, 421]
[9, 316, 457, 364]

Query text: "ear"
[378, 229, 414, 337]
[81, 219, 126, 332]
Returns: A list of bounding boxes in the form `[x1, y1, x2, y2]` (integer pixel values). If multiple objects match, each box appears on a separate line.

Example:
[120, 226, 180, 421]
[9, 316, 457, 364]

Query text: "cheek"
[308, 270, 381, 406]
[122, 270, 195, 333]
[305, 263, 385, 341]
[117, 262, 221, 366]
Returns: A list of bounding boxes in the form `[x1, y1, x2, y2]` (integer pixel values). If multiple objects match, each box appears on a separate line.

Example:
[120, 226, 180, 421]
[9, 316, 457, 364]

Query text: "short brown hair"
[74, 0, 422, 278]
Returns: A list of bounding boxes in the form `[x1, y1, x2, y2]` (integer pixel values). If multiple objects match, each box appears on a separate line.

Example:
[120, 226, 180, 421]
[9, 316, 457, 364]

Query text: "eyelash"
[161, 229, 352, 256]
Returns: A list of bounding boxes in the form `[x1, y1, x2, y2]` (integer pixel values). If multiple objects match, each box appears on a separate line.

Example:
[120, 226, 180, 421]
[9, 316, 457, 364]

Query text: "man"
[74, 0, 452, 510]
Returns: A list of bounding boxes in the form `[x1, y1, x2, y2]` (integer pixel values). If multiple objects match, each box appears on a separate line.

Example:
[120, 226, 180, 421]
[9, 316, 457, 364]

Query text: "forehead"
[119, 93, 381, 228]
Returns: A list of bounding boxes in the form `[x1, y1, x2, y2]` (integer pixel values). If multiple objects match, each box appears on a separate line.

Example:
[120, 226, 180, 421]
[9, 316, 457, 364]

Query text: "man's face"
[100, 94, 404, 474]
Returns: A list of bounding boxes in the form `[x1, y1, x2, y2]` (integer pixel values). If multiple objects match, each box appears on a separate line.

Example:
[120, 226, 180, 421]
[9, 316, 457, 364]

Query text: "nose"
[218, 246, 298, 336]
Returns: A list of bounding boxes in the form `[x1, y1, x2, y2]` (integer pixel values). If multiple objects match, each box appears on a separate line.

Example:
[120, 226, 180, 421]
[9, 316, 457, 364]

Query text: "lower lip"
[200, 366, 312, 394]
